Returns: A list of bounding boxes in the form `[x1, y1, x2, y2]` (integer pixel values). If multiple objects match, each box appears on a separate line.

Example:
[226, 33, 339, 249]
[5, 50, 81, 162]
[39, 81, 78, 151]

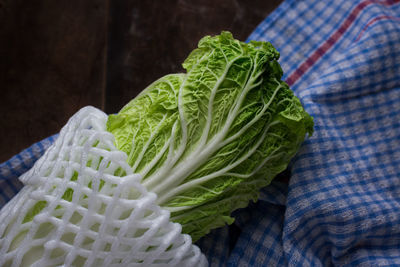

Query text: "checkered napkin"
[197, 0, 400, 266]
[1, 0, 400, 266]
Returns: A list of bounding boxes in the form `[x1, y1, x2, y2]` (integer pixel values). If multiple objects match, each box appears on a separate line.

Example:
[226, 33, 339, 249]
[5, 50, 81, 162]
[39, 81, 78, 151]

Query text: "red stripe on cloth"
[355, 15, 400, 41]
[286, 0, 399, 86]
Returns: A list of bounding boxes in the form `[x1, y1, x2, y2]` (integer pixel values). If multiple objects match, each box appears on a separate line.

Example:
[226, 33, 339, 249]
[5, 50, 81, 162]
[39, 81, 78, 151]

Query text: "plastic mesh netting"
[0, 106, 207, 267]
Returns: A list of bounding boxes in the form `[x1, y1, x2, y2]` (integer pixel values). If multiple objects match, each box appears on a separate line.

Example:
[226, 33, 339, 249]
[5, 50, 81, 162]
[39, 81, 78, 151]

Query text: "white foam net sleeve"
[0, 106, 208, 267]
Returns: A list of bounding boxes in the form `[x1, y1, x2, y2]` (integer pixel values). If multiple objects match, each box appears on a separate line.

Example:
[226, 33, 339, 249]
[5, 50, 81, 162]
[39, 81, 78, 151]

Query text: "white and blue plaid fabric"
[1, 0, 400, 266]
[0, 135, 58, 206]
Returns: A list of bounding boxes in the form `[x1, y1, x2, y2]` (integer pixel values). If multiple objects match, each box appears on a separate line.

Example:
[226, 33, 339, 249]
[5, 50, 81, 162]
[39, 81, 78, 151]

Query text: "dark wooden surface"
[0, 0, 108, 162]
[0, 0, 282, 162]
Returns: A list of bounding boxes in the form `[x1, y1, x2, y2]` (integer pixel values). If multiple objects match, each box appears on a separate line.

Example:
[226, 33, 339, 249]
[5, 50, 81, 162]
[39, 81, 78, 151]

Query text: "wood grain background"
[0, 0, 282, 162]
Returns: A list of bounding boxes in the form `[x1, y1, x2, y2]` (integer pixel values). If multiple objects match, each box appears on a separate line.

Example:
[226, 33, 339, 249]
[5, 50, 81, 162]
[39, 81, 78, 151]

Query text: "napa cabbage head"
[107, 31, 313, 241]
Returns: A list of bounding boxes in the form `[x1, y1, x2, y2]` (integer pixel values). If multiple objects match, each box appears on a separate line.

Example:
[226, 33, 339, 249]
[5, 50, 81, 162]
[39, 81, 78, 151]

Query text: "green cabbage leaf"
[107, 32, 313, 241]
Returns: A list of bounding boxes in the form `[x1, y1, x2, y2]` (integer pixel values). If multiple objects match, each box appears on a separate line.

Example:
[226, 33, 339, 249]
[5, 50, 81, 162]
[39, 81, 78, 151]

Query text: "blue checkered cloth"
[1, 0, 400, 265]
